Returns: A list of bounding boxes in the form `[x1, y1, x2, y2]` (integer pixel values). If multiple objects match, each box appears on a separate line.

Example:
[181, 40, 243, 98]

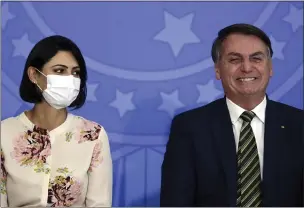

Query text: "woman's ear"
[27, 66, 38, 84]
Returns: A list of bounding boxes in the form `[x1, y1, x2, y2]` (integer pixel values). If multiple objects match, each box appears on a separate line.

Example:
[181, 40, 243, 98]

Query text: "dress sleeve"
[0, 148, 8, 207]
[85, 127, 113, 207]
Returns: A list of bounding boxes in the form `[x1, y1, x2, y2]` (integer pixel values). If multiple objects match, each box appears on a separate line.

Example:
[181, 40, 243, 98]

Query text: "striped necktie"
[236, 111, 262, 207]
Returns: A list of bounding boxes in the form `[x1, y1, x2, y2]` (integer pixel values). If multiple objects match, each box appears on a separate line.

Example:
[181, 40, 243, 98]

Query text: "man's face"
[215, 33, 273, 99]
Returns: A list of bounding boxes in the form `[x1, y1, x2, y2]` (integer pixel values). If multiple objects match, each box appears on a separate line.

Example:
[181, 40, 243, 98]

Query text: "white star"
[283, 4, 303, 32]
[12, 33, 34, 58]
[197, 80, 223, 104]
[110, 90, 136, 118]
[154, 11, 200, 57]
[158, 90, 185, 118]
[86, 83, 99, 102]
[2, 3, 15, 30]
[269, 35, 286, 60]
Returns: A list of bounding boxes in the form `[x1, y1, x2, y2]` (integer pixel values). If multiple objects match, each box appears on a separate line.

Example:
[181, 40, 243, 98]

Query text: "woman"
[0, 35, 112, 207]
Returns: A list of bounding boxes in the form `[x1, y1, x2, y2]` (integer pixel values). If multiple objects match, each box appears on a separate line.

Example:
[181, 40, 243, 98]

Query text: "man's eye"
[229, 58, 241, 63]
[252, 57, 262, 62]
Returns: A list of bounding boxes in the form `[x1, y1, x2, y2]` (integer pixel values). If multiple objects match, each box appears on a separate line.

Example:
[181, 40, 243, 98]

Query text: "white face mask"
[35, 70, 81, 109]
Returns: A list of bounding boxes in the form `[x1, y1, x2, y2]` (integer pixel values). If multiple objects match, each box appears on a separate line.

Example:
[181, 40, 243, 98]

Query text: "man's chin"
[238, 91, 265, 98]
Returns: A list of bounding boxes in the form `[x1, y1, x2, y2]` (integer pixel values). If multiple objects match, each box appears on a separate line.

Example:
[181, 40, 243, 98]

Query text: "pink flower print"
[76, 119, 102, 143]
[88, 140, 103, 172]
[1, 150, 7, 180]
[48, 169, 81, 207]
[11, 126, 51, 173]
[0, 149, 7, 194]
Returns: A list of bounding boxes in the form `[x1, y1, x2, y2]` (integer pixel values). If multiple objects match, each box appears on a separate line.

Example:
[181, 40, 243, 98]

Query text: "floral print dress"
[0, 112, 112, 207]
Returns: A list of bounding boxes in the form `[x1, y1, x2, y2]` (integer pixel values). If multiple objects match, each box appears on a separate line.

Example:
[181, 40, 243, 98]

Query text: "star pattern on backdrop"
[196, 80, 223, 104]
[2, 3, 15, 30]
[269, 35, 286, 60]
[154, 11, 200, 57]
[158, 90, 185, 117]
[283, 4, 303, 32]
[110, 89, 136, 118]
[12, 33, 34, 58]
[86, 83, 99, 102]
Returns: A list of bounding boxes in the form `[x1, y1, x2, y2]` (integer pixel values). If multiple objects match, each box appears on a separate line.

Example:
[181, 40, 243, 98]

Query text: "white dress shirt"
[226, 96, 267, 178]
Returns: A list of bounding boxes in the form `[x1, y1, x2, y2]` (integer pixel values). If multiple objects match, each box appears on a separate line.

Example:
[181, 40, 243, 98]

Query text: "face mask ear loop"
[35, 81, 43, 91]
[34, 68, 46, 91]
[35, 68, 47, 78]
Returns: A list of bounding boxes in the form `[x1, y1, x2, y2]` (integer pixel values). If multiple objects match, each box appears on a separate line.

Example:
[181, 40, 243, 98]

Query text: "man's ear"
[215, 63, 221, 80]
[269, 60, 273, 77]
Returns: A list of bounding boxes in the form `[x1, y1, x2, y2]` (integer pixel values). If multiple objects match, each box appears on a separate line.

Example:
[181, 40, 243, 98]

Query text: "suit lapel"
[262, 100, 285, 206]
[212, 98, 237, 206]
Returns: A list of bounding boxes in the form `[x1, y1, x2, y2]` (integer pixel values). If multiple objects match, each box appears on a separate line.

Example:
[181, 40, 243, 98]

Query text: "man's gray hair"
[211, 23, 273, 63]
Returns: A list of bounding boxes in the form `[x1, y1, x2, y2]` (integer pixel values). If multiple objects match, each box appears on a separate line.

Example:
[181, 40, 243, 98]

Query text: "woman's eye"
[73, 71, 80, 76]
[54, 69, 64, 73]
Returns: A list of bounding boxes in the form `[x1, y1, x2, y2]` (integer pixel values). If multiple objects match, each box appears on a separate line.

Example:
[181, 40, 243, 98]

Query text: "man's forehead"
[226, 51, 268, 57]
[222, 34, 267, 48]
[221, 34, 268, 55]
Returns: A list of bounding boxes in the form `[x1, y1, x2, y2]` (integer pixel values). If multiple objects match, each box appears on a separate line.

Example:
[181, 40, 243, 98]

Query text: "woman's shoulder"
[1, 116, 15, 125]
[1, 113, 23, 129]
[1, 113, 29, 147]
[70, 114, 104, 129]
[69, 114, 107, 142]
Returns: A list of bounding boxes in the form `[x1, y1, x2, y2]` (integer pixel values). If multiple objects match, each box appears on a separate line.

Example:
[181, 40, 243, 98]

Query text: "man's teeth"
[238, 78, 256, 81]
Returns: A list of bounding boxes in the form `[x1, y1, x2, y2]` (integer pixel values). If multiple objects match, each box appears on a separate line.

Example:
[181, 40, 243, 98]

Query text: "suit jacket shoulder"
[267, 99, 303, 117]
[266, 99, 303, 130]
[173, 98, 226, 125]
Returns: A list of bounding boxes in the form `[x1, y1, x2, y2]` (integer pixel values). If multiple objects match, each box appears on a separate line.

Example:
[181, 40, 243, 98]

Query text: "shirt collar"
[226, 96, 267, 124]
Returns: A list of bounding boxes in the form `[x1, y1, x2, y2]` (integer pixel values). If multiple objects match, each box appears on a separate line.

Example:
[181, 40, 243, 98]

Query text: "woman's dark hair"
[211, 23, 273, 63]
[19, 35, 87, 109]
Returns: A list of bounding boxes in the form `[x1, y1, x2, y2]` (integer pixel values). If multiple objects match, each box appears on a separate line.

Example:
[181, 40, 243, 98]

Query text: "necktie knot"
[240, 111, 255, 123]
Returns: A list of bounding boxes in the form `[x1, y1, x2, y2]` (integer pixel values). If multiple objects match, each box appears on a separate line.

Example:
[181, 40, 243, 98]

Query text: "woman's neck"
[25, 102, 68, 131]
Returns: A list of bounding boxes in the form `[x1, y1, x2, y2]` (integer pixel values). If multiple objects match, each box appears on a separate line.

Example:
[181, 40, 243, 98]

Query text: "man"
[160, 23, 303, 207]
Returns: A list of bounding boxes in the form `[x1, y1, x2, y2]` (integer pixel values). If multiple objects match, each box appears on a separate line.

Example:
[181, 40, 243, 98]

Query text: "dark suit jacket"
[160, 97, 303, 207]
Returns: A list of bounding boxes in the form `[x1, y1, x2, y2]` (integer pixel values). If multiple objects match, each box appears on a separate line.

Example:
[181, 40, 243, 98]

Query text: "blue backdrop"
[1, 1, 303, 206]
